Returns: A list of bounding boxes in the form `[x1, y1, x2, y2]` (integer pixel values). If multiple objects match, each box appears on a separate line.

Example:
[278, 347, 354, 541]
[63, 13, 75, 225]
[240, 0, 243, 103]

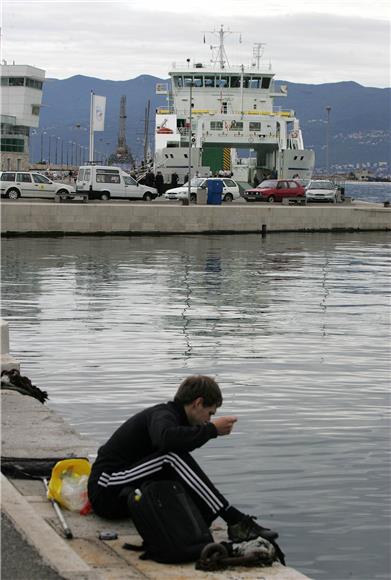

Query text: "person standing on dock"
[88, 375, 279, 544]
[144, 170, 155, 187]
[171, 171, 179, 188]
[155, 171, 165, 196]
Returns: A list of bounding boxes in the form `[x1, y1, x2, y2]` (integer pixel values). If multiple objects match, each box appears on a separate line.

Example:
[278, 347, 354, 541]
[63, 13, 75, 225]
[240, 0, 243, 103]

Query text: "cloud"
[2, 2, 390, 87]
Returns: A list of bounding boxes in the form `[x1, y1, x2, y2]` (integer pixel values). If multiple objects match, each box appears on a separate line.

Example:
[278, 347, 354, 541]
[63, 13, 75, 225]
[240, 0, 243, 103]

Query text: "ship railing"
[156, 107, 174, 114]
[202, 131, 278, 139]
[158, 106, 294, 118]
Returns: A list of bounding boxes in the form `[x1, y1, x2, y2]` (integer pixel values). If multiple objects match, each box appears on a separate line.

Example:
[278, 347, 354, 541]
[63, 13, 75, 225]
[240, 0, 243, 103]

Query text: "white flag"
[92, 95, 106, 131]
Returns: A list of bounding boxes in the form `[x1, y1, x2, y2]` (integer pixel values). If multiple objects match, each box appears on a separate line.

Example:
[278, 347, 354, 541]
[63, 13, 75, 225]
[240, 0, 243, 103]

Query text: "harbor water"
[1, 230, 390, 580]
[341, 181, 391, 204]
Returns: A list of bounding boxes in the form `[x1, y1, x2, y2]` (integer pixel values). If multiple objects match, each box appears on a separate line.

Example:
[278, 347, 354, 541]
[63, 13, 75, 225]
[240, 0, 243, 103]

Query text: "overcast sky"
[2, 0, 390, 87]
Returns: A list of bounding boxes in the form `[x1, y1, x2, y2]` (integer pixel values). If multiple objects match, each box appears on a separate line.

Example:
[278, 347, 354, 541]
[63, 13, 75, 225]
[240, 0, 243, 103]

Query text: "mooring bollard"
[0, 319, 20, 372]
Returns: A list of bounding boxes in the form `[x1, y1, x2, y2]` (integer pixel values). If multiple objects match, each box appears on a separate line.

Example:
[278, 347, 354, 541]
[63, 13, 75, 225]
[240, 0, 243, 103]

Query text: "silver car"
[0, 171, 75, 199]
[164, 177, 240, 203]
[305, 180, 338, 203]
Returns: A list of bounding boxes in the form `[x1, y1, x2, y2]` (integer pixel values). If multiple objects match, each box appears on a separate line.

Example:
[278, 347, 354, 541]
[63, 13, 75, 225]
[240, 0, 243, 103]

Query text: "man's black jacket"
[89, 401, 218, 482]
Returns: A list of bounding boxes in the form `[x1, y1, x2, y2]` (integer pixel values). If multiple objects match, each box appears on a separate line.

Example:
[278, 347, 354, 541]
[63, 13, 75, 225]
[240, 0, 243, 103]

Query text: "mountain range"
[31, 75, 391, 170]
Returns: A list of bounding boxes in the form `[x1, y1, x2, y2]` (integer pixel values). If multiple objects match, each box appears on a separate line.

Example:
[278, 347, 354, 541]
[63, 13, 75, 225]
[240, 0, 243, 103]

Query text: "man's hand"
[212, 416, 238, 436]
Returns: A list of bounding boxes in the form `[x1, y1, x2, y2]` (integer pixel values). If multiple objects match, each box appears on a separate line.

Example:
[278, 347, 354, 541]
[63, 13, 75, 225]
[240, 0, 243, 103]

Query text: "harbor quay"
[1, 201, 390, 236]
[0, 322, 309, 580]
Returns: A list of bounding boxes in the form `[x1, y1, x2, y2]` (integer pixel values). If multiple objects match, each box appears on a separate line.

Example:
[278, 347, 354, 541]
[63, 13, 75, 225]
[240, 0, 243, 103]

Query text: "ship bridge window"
[216, 76, 229, 87]
[249, 122, 261, 131]
[204, 76, 215, 87]
[249, 78, 261, 89]
[230, 76, 241, 88]
[173, 76, 183, 87]
[193, 76, 203, 87]
[261, 77, 271, 89]
[210, 121, 223, 130]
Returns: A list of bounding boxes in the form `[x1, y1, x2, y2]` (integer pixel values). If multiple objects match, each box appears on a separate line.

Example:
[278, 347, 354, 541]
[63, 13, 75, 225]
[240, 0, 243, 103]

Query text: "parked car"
[243, 179, 305, 203]
[0, 171, 75, 199]
[305, 180, 338, 203]
[163, 177, 240, 202]
[76, 166, 158, 201]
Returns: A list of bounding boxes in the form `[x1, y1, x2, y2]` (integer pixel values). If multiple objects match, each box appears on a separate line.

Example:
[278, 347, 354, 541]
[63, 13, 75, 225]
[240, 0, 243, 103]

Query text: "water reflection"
[1, 231, 390, 580]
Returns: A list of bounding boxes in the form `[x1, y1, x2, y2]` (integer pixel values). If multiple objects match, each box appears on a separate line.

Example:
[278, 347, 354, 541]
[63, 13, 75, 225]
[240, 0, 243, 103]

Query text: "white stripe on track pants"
[88, 450, 229, 522]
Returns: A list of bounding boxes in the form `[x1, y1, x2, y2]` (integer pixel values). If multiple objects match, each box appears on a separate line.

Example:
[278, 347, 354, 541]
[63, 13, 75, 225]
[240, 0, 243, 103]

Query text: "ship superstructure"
[154, 26, 315, 185]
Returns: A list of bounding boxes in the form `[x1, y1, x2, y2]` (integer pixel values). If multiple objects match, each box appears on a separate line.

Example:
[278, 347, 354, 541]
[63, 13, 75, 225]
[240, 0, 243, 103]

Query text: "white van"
[76, 166, 158, 201]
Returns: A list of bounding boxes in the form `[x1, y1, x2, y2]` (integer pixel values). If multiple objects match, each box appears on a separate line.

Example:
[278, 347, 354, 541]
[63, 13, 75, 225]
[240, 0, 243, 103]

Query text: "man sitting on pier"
[88, 375, 278, 543]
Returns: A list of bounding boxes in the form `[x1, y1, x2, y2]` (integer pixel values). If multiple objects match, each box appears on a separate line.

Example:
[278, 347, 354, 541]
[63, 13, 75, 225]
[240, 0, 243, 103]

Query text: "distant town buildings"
[0, 62, 45, 171]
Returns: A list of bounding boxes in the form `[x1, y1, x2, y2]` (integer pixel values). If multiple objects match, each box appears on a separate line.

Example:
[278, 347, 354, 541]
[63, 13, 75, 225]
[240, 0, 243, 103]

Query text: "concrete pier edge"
[0, 319, 20, 372]
[1, 201, 390, 236]
[1, 475, 93, 580]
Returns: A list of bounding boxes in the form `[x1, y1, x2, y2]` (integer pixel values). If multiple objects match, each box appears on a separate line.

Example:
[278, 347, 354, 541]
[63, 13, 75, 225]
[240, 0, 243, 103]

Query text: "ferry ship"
[154, 26, 315, 187]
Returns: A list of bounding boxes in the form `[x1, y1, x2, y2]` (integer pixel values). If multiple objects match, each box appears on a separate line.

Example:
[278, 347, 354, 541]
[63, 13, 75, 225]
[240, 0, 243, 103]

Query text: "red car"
[243, 179, 306, 203]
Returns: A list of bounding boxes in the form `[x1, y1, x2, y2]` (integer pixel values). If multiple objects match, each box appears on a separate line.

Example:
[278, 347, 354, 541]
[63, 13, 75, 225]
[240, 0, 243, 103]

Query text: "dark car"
[243, 179, 306, 203]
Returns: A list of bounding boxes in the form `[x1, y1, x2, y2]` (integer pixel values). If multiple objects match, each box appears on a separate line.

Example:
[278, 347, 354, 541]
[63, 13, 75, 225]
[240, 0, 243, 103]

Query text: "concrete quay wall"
[1, 201, 391, 235]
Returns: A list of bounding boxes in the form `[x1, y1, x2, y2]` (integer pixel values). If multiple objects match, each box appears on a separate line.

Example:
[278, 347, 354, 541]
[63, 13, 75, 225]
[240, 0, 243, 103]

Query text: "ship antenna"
[203, 24, 241, 69]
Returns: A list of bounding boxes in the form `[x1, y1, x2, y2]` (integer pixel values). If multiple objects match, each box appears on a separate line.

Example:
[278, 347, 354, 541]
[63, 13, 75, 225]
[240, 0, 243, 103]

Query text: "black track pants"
[88, 450, 229, 523]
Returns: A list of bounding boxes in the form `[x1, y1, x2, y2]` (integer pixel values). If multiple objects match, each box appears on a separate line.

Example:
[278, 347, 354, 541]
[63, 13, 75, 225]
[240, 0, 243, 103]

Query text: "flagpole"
[89, 91, 94, 162]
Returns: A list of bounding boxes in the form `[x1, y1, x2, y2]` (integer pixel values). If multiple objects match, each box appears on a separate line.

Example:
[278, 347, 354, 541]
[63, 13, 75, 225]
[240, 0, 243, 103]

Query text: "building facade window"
[0, 138, 25, 152]
[9, 77, 25, 86]
[0, 124, 29, 136]
[31, 105, 40, 115]
[26, 78, 43, 90]
[1, 77, 43, 89]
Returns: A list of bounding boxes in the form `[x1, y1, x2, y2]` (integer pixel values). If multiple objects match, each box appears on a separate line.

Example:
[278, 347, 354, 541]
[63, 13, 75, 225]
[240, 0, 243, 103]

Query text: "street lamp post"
[55, 137, 60, 165]
[61, 138, 64, 166]
[40, 131, 46, 164]
[325, 105, 331, 176]
[186, 68, 193, 206]
[48, 135, 52, 165]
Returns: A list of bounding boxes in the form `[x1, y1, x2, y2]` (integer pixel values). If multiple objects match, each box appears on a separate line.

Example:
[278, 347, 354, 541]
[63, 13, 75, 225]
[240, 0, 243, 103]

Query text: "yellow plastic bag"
[47, 458, 91, 512]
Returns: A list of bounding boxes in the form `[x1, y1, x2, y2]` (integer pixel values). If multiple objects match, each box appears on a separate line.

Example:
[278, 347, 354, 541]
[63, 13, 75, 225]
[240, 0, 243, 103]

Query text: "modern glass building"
[1, 63, 45, 171]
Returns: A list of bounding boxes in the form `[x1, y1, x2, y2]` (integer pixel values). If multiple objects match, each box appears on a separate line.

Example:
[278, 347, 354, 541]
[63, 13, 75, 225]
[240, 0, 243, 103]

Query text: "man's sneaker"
[228, 515, 278, 543]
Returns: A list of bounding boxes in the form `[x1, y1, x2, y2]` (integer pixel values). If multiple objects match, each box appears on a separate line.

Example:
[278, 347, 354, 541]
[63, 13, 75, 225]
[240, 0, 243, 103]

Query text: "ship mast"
[205, 24, 241, 69]
[252, 43, 265, 70]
